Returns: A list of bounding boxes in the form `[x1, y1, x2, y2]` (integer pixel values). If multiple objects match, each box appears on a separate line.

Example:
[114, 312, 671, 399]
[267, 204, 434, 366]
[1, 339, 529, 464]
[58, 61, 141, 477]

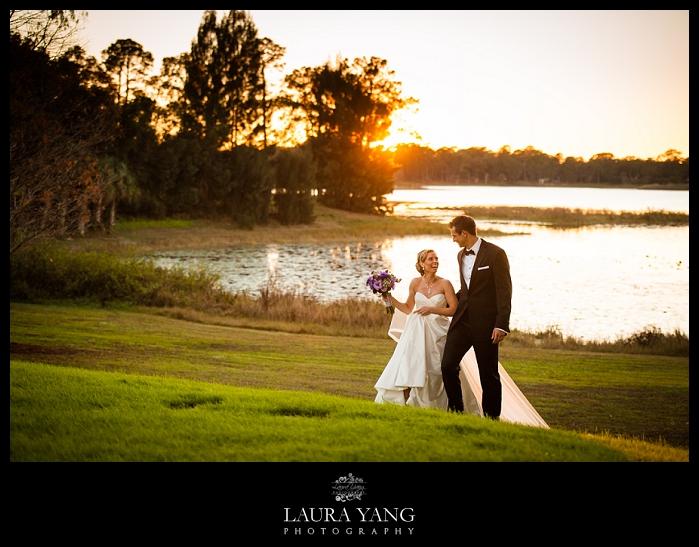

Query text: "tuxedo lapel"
[457, 248, 468, 295]
[470, 240, 488, 287]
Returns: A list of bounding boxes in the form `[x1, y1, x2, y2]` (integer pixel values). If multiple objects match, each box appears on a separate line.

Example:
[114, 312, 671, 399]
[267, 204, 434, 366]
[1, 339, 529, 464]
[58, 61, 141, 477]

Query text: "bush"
[9, 242, 232, 308]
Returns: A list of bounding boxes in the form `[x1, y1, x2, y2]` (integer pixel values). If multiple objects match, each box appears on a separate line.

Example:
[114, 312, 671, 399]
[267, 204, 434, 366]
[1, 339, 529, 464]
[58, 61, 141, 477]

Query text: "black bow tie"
[464, 249, 475, 255]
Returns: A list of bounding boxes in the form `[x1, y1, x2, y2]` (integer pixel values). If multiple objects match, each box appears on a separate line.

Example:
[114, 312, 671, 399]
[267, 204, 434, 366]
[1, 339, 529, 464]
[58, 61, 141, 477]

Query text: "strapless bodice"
[414, 292, 447, 308]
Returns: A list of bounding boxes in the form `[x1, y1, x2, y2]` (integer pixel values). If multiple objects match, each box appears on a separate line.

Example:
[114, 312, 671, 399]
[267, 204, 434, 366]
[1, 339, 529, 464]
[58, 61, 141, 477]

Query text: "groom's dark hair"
[449, 215, 477, 236]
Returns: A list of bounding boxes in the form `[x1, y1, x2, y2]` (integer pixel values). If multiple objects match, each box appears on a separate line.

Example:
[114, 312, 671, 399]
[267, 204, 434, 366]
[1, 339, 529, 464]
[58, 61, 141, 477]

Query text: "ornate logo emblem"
[331, 473, 366, 502]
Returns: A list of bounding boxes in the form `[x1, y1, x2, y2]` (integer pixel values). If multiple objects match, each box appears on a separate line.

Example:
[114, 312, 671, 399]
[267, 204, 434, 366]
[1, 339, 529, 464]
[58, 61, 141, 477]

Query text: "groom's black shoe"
[485, 413, 500, 421]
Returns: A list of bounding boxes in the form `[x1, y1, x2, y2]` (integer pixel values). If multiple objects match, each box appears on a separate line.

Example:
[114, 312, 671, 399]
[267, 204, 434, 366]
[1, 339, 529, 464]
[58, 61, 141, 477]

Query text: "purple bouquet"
[366, 270, 401, 314]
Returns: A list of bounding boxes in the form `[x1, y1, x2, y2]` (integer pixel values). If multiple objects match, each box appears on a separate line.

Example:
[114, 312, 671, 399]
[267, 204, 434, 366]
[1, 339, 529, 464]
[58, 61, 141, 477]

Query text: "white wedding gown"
[375, 293, 549, 429]
[375, 293, 450, 409]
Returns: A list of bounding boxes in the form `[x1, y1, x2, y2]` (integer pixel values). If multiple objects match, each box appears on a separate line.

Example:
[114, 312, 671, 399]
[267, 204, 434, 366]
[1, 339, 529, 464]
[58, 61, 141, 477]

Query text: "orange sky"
[77, 10, 689, 161]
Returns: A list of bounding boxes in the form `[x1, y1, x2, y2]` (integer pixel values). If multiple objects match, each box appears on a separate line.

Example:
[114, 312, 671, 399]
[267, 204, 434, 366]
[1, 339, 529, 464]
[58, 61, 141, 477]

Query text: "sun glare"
[371, 110, 423, 150]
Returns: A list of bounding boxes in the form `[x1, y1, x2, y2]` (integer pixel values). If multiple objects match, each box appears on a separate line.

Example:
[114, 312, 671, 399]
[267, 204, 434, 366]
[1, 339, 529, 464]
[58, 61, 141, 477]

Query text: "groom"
[441, 215, 512, 419]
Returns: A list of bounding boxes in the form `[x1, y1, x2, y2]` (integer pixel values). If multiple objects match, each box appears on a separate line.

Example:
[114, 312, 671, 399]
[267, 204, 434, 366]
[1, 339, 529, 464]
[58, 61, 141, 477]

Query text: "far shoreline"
[390, 181, 689, 191]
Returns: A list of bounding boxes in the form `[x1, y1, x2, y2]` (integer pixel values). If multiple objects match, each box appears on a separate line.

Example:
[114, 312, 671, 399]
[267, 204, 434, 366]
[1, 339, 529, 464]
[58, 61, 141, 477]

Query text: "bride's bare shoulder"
[437, 277, 455, 290]
[408, 277, 422, 288]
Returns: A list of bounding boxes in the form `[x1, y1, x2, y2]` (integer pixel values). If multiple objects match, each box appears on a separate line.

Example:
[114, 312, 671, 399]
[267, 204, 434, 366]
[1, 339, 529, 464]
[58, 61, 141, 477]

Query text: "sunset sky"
[76, 10, 689, 161]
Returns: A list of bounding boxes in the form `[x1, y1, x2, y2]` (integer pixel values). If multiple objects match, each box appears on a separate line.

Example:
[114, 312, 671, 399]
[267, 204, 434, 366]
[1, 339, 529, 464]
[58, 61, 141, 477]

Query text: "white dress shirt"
[461, 237, 482, 289]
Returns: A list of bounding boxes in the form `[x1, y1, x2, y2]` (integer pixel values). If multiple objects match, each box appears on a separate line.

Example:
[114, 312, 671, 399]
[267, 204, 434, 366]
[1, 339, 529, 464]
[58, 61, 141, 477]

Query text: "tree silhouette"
[9, 10, 86, 58]
[102, 38, 154, 106]
[183, 10, 282, 150]
[284, 56, 415, 212]
[257, 37, 286, 148]
[10, 35, 117, 253]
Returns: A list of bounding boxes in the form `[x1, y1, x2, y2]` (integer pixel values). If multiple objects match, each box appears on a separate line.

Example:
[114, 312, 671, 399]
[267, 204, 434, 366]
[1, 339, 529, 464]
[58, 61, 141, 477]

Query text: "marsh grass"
[84, 205, 458, 255]
[422, 206, 688, 227]
[505, 325, 689, 357]
[69, 204, 687, 257]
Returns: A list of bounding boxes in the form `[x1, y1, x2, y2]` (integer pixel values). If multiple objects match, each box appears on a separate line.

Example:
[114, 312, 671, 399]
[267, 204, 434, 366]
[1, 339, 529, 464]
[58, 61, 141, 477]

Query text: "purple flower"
[365, 270, 401, 303]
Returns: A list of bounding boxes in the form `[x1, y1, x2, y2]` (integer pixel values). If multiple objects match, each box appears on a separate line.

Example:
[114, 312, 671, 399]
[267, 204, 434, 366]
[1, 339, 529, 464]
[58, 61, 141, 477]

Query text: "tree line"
[9, 10, 689, 256]
[393, 144, 689, 187]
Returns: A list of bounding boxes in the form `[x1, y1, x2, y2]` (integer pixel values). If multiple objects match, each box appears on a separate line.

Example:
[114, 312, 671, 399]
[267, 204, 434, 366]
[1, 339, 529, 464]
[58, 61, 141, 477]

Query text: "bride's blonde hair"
[415, 249, 435, 275]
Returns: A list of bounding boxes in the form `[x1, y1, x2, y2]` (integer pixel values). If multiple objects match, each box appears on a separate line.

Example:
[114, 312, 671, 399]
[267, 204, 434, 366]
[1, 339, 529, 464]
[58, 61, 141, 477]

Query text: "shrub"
[9, 242, 232, 308]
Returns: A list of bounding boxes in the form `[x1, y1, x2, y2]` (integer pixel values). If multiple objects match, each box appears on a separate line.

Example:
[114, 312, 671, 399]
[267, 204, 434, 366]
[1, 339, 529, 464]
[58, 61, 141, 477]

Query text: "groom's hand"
[491, 329, 507, 344]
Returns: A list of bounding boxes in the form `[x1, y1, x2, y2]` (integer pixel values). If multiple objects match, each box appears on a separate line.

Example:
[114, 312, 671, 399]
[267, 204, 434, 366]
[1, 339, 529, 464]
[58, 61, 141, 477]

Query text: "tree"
[270, 145, 316, 224]
[283, 56, 414, 212]
[560, 156, 585, 184]
[9, 10, 86, 58]
[654, 149, 689, 185]
[211, 147, 276, 227]
[256, 37, 286, 148]
[102, 38, 154, 106]
[183, 10, 282, 149]
[284, 56, 415, 149]
[129, 133, 204, 218]
[148, 53, 190, 141]
[393, 144, 435, 184]
[91, 156, 138, 232]
[588, 153, 618, 184]
[10, 35, 118, 254]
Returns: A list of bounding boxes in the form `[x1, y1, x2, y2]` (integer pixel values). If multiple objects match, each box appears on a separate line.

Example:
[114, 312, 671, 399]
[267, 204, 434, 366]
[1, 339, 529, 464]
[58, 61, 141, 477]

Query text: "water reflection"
[381, 226, 688, 341]
[153, 241, 396, 299]
[152, 224, 688, 341]
[386, 185, 690, 214]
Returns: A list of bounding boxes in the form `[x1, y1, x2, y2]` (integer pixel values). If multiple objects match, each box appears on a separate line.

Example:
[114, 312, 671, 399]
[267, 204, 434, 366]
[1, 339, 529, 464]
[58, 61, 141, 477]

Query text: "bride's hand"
[414, 306, 433, 316]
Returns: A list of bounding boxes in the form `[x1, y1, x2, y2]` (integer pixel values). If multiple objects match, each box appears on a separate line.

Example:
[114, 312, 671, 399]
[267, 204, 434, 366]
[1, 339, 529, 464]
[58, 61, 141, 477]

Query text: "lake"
[386, 184, 689, 217]
[152, 186, 689, 342]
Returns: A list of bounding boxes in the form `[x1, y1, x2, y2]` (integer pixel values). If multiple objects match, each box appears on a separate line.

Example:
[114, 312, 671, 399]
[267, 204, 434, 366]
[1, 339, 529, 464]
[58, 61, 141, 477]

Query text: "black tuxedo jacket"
[449, 239, 512, 341]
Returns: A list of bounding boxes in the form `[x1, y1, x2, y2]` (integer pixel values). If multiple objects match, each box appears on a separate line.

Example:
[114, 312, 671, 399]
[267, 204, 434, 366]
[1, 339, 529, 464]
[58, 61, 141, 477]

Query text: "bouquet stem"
[384, 295, 395, 315]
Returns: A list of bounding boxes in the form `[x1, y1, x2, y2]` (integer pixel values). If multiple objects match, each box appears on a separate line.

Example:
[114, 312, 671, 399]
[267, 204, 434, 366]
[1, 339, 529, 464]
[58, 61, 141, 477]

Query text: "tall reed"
[452, 206, 689, 227]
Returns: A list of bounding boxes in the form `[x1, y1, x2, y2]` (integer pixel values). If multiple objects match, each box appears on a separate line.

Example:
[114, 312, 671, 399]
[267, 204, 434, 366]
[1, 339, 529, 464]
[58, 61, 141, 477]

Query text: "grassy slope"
[11, 360, 631, 462]
[10, 303, 689, 461]
[11, 206, 689, 461]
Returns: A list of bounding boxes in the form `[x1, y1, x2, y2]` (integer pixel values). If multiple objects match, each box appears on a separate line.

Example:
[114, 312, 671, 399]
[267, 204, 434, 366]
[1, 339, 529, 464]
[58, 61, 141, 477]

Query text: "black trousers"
[441, 318, 502, 418]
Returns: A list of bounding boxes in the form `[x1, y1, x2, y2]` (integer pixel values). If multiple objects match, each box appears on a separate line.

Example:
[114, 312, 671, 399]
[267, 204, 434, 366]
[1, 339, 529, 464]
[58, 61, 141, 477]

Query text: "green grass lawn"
[10, 360, 631, 462]
[10, 302, 689, 462]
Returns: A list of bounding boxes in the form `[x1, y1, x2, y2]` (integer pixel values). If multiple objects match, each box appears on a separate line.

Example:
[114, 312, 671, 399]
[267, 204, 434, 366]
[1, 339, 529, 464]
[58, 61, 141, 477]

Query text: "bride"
[374, 249, 549, 429]
[374, 249, 456, 409]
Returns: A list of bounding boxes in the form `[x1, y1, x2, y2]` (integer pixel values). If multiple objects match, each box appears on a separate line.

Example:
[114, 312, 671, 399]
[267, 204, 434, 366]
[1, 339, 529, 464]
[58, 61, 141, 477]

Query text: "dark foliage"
[393, 144, 689, 187]
[10, 33, 119, 253]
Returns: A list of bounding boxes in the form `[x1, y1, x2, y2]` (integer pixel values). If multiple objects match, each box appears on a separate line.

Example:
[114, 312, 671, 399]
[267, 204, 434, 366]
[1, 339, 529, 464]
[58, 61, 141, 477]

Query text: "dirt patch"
[10, 342, 78, 356]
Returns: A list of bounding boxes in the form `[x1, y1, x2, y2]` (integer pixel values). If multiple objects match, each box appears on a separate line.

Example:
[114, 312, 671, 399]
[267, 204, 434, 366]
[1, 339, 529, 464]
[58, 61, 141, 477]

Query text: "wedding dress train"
[377, 297, 549, 429]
